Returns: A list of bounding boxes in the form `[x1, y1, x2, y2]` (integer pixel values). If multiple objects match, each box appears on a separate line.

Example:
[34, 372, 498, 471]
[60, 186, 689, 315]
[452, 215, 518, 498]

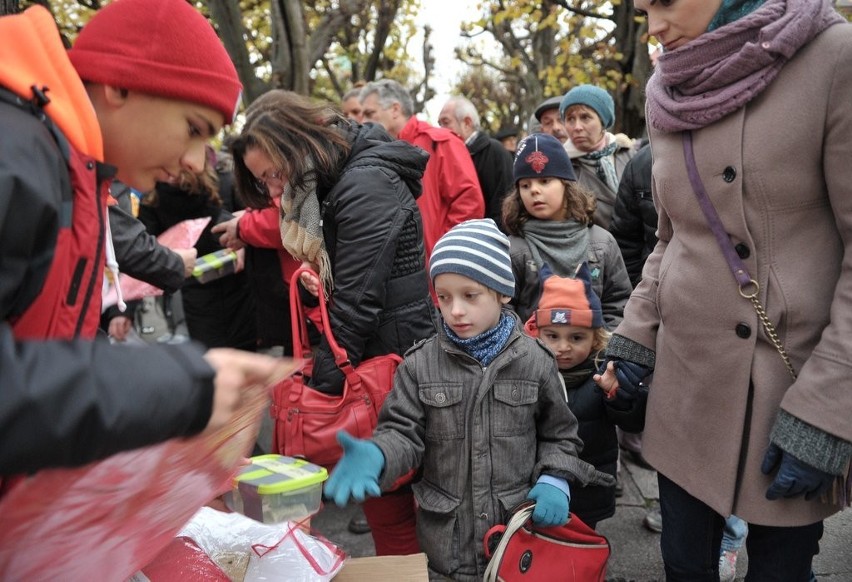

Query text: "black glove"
[599, 358, 651, 411]
[761, 443, 835, 501]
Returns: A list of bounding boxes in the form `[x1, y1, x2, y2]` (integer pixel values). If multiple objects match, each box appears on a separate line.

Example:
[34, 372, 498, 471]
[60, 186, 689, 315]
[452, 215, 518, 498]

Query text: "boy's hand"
[202, 349, 298, 434]
[174, 247, 198, 277]
[325, 431, 385, 506]
[527, 483, 569, 527]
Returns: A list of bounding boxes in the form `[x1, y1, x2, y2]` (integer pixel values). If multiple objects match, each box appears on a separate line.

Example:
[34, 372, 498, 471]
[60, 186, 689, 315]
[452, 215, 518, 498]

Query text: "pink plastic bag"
[103, 217, 211, 308]
[0, 358, 300, 581]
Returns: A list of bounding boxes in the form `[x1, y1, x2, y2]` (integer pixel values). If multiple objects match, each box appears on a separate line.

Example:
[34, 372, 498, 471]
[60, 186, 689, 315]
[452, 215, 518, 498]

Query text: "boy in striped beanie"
[326, 217, 615, 578]
[429, 218, 515, 342]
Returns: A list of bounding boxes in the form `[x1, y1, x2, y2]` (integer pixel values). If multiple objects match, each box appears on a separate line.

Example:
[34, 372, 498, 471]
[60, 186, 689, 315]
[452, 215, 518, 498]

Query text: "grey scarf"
[580, 141, 619, 191]
[278, 157, 333, 295]
[521, 219, 589, 277]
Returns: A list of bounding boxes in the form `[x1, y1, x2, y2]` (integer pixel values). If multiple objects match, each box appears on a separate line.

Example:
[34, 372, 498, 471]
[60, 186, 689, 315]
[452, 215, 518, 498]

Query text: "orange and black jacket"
[0, 7, 216, 475]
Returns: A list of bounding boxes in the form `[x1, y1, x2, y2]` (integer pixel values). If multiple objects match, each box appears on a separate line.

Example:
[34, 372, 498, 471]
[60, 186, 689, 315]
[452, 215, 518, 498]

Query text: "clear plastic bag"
[177, 507, 346, 582]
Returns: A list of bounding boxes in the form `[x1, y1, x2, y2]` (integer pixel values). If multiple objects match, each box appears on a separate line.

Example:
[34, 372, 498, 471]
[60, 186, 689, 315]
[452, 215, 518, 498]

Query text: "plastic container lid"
[233, 455, 328, 495]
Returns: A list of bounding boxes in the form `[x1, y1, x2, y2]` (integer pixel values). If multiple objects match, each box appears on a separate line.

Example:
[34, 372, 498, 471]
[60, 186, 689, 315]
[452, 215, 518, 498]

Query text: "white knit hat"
[429, 219, 515, 297]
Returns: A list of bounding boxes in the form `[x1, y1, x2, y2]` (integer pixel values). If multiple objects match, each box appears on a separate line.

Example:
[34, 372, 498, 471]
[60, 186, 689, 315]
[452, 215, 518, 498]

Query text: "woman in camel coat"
[599, 0, 852, 579]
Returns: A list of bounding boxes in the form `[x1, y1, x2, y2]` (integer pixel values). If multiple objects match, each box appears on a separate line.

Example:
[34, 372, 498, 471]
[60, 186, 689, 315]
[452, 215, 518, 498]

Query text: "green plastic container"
[224, 454, 328, 523]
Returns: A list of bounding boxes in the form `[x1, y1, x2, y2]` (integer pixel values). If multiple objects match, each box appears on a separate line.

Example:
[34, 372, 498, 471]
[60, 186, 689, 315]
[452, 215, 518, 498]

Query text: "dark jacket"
[467, 131, 514, 230]
[0, 7, 215, 475]
[609, 144, 656, 287]
[109, 181, 186, 292]
[139, 181, 256, 351]
[309, 122, 436, 394]
[561, 356, 645, 526]
[101, 181, 188, 329]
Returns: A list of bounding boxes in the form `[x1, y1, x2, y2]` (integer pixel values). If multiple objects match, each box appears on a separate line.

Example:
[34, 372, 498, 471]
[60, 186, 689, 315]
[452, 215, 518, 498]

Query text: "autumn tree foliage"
[26, 0, 432, 109]
[456, 0, 650, 137]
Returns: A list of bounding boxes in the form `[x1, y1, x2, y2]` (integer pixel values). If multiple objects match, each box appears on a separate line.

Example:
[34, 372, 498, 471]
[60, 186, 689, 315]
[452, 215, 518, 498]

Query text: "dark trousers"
[658, 472, 823, 581]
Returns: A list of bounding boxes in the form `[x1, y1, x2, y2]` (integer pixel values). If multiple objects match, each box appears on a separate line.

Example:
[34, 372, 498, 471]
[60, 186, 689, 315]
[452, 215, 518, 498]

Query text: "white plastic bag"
[179, 507, 346, 582]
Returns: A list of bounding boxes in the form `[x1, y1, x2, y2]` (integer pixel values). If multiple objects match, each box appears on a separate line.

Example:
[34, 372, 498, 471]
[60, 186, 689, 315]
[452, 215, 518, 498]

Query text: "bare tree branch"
[549, 0, 612, 21]
[208, 0, 268, 104]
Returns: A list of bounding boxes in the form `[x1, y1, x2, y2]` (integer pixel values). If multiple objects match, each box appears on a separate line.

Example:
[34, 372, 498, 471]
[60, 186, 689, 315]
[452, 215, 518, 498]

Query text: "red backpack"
[484, 503, 610, 582]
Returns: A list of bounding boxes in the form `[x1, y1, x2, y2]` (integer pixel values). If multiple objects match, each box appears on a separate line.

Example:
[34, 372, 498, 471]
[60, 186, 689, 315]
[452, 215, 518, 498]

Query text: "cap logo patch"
[526, 151, 549, 174]
[550, 310, 569, 324]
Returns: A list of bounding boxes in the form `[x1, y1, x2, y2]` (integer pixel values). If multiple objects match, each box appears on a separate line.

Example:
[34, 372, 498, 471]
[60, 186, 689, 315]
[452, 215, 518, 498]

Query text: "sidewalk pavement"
[312, 453, 852, 581]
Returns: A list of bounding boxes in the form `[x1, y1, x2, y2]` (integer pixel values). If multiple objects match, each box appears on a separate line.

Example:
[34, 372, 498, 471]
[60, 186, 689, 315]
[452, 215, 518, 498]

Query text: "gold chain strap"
[739, 280, 797, 380]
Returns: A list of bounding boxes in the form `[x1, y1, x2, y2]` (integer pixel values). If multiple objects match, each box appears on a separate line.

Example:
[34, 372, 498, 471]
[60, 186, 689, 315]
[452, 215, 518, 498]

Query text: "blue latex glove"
[599, 359, 651, 411]
[526, 482, 569, 527]
[761, 443, 835, 501]
[324, 431, 385, 507]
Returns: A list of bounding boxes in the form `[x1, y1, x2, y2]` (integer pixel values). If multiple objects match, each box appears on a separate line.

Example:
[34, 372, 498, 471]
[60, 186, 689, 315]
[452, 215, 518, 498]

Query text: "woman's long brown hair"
[230, 90, 352, 209]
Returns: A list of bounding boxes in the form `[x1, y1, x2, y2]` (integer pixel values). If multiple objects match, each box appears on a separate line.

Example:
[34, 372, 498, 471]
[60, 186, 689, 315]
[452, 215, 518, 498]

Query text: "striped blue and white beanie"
[429, 219, 515, 297]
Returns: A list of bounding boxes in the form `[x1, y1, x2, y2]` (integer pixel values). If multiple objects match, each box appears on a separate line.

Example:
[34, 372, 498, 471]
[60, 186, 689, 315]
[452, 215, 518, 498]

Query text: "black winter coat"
[609, 145, 656, 287]
[139, 182, 257, 351]
[467, 131, 513, 230]
[562, 356, 645, 526]
[309, 122, 436, 395]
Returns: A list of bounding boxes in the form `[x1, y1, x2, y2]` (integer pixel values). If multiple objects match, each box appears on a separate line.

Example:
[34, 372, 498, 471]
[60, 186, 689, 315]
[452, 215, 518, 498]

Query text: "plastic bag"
[0, 359, 300, 581]
[175, 507, 346, 582]
[135, 536, 230, 582]
[103, 217, 211, 308]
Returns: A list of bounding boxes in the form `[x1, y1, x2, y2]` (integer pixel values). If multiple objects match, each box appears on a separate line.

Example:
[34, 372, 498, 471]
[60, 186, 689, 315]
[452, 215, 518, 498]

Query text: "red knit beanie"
[530, 262, 603, 330]
[68, 0, 242, 123]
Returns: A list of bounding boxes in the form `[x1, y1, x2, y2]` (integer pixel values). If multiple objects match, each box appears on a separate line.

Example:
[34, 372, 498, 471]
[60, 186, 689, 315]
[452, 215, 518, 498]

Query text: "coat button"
[735, 323, 751, 339]
[735, 243, 750, 259]
[511, 389, 519, 400]
[723, 166, 736, 183]
[86, 161, 95, 170]
[479, 512, 488, 520]
[435, 393, 446, 404]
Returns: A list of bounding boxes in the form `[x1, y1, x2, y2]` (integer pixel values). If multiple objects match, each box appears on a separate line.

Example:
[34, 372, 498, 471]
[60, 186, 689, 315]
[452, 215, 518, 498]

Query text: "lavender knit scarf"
[646, 0, 844, 133]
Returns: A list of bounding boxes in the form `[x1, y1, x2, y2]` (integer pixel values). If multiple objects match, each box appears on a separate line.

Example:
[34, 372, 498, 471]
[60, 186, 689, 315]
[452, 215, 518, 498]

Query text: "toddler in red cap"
[525, 262, 647, 528]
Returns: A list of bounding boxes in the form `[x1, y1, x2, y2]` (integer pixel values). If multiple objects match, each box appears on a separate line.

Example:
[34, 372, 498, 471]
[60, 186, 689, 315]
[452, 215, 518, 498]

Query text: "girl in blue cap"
[502, 133, 633, 330]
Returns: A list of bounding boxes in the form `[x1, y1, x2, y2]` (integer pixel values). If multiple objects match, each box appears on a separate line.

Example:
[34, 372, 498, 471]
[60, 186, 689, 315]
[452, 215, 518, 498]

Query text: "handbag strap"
[289, 267, 362, 388]
[681, 132, 796, 380]
[483, 504, 535, 582]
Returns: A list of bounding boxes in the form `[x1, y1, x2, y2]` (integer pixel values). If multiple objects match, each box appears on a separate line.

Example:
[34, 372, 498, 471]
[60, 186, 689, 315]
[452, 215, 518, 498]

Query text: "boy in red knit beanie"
[524, 262, 647, 529]
[0, 0, 287, 480]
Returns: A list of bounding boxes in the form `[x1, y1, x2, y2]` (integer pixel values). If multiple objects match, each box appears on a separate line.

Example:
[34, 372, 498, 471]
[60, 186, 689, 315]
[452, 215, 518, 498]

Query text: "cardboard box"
[334, 553, 428, 581]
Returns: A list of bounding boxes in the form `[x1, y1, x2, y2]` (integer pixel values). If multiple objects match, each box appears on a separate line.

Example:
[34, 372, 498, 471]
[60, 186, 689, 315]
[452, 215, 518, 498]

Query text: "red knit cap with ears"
[532, 262, 603, 329]
[68, 0, 242, 123]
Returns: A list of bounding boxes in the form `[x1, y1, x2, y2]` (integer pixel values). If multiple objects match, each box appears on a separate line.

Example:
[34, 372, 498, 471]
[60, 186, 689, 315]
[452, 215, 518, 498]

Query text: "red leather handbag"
[483, 503, 610, 582]
[270, 267, 401, 470]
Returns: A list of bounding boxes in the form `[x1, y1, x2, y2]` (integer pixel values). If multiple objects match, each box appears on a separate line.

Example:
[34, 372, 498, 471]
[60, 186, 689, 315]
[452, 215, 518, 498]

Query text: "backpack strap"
[0, 85, 71, 164]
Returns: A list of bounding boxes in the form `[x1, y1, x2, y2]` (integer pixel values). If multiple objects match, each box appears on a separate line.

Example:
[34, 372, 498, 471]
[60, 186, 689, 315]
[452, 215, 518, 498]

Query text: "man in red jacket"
[360, 80, 484, 262]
